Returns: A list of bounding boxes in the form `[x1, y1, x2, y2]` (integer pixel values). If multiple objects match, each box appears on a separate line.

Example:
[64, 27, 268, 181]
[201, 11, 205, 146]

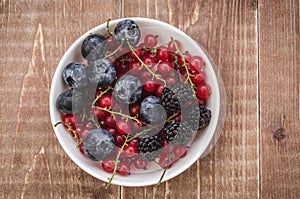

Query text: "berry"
[114, 75, 142, 104]
[87, 58, 116, 88]
[56, 89, 86, 114]
[133, 157, 148, 169]
[173, 145, 187, 158]
[155, 85, 165, 97]
[129, 103, 140, 116]
[168, 39, 182, 52]
[161, 83, 195, 112]
[116, 120, 131, 135]
[113, 133, 125, 147]
[196, 83, 211, 99]
[144, 34, 158, 48]
[184, 104, 211, 130]
[81, 34, 107, 61]
[123, 143, 138, 158]
[143, 80, 157, 92]
[163, 121, 193, 146]
[93, 108, 106, 120]
[106, 37, 119, 51]
[114, 19, 141, 46]
[105, 114, 116, 127]
[62, 62, 89, 89]
[140, 96, 166, 124]
[191, 73, 205, 85]
[62, 114, 77, 129]
[159, 154, 175, 169]
[82, 128, 115, 161]
[102, 157, 115, 173]
[156, 46, 171, 61]
[138, 134, 163, 162]
[117, 162, 131, 176]
[98, 94, 113, 108]
[190, 56, 204, 71]
[157, 61, 173, 76]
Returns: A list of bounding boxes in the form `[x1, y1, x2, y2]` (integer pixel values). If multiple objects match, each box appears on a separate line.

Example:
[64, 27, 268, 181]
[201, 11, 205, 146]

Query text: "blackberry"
[185, 104, 211, 130]
[137, 134, 163, 162]
[161, 83, 195, 112]
[163, 121, 192, 146]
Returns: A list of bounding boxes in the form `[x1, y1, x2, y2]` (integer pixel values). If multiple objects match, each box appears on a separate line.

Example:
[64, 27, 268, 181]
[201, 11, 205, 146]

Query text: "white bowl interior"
[49, 17, 221, 186]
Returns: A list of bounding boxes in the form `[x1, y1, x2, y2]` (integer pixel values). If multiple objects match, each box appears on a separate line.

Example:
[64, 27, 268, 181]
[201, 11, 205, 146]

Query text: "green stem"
[54, 121, 81, 147]
[171, 37, 195, 89]
[104, 39, 124, 59]
[105, 134, 130, 189]
[126, 40, 167, 87]
[166, 112, 179, 123]
[157, 153, 172, 185]
[106, 18, 113, 36]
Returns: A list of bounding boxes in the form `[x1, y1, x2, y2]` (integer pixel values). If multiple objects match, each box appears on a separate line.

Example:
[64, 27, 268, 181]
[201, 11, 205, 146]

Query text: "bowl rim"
[49, 17, 221, 187]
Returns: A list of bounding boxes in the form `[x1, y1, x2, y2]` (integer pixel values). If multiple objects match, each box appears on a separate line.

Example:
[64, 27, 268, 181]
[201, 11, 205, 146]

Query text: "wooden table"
[1, 0, 299, 198]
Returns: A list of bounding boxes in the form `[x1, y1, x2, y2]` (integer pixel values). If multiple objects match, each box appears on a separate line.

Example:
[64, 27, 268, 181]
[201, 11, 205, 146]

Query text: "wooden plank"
[122, 0, 259, 198]
[0, 0, 121, 198]
[258, 0, 300, 198]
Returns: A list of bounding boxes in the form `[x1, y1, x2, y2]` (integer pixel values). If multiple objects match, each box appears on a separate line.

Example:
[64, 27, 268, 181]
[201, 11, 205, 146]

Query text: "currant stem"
[92, 86, 113, 106]
[166, 112, 179, 123]
[171, 37, 195, 89]
[106, 18, 113, 36]
[104, 39, 124, 59]
[105, 134, 130, 189]
[126, 40, 167, 87]
[157, 153, 172, 185]
[54, 121, 81, 147]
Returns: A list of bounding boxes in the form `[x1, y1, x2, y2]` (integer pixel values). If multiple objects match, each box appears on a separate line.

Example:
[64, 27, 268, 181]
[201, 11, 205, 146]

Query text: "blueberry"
[82, 128, 115, 161]
[62, 62, 89, 89]
[114, 75, 142, 104]
[114, 19, 141, 46]
[81, 34, 107, 61]
[56, 89, 86, 114]
[87, 58, 116, 88]
[140, 96, 167, 124]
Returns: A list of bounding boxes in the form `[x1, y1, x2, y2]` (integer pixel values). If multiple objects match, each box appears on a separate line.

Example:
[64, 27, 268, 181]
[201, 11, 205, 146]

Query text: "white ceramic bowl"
[50, 17, 223, 187]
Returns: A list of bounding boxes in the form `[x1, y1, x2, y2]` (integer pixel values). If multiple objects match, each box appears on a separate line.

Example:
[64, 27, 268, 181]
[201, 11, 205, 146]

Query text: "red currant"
[156, 46, 171, 61]
[117, 162, 131, 176]
[144, 34, 158, 48]
[159, 154, 175, 169]
[196, 83, 211, 99]
[102, 157, 115, 173]
[143, 80, 157, 92]
[191, 73, 205, 85]
[62, 114, 77, 129]
[168, 39, 182, 52]
[105, 114, 116, 127]
[129, 103, 140, 116]
[113, 133, 125, 147]
[123, 143, 138, 158]
[155, 85, 165, 97]
[129, 48, 143, 60]
[191, 55, 204, 71]
[94, 108, 106, 120]
[133, 157, 148, 170]
[116, 120, 131, 135]
[107, 128, 117, 135]
[142, 56, 156, 67]
[173, 145, 187, 158]
[157, 61, 172, 76]
[99, 94, 113, 108]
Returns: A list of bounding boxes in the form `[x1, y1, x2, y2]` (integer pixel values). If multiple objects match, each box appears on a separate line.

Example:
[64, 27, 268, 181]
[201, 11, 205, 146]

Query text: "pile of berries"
[55, 19, 212, 183]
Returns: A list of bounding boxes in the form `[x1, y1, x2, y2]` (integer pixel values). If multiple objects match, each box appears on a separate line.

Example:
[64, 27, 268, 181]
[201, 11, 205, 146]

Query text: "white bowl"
[49, 17, 224, 187]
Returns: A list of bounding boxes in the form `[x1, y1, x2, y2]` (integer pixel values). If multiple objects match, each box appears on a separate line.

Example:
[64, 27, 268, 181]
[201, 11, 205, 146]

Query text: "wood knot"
[251, 0, 258, 10]
[273, 128, 286, 140]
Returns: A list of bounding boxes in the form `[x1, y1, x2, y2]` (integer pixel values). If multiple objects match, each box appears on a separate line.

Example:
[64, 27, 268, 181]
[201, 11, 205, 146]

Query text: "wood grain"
[123, 0, 259, 198]
[0, 0, 299, 198]
[259, 0, 300, 198]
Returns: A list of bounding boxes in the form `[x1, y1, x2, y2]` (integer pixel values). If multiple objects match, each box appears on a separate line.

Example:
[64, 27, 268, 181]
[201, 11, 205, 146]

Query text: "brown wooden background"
[1, 0, 299, 198]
